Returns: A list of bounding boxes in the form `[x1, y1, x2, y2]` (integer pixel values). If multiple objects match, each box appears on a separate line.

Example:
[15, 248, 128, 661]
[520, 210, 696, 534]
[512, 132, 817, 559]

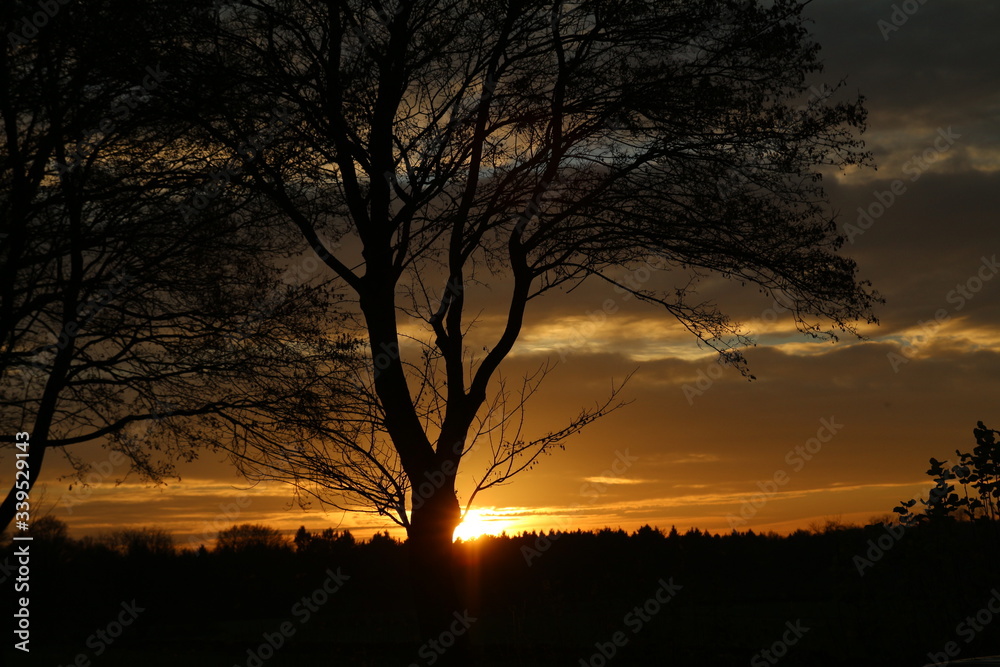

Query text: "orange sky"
[7, 0, 1000, 545]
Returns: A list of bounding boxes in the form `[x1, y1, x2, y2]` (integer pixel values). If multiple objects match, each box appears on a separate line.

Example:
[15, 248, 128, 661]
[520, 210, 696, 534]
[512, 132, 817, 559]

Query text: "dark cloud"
[806, 0, 1000, 123]
[802, 0, 1000, 182]
[827, 171, 1000, 332]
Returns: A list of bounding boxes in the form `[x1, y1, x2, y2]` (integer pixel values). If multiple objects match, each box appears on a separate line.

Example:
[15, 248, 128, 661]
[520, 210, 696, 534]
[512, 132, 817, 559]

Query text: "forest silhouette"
[4, 513, 999, 666]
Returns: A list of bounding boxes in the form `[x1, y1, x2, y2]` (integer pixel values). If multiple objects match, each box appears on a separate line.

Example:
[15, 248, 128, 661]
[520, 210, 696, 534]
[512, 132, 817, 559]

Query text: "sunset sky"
[24, 0, 1000, 545]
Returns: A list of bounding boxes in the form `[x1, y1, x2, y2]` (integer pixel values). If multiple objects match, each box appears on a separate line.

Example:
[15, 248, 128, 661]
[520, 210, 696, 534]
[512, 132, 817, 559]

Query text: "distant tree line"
[6, 515, 1000, 666]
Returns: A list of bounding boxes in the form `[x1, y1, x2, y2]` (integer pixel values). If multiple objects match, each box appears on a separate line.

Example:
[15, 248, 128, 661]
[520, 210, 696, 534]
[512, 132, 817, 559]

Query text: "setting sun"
[452, 508, 511, 541]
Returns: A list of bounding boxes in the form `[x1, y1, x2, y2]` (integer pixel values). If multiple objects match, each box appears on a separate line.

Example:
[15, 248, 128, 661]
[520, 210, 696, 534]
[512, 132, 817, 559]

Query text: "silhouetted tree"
[0, 0, 354, 531]
[896, 421, 1000, 527]
[168, 0, 879, 656]
[294, 526, 358, 557]
[216, 523, 290, 553]
[28, 515, 70, 543]
[17, 515, 73, 561]
[100, 527, 176, 557]
[293, 525, 311, 552]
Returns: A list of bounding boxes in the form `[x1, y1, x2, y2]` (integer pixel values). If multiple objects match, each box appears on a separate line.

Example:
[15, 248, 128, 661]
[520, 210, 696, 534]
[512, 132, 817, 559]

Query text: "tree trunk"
[406, 482, 473, 666]
[0, 442, 46, 532]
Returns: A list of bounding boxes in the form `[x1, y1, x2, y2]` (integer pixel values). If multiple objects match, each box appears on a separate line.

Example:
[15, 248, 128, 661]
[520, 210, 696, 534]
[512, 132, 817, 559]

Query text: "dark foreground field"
[5, 521, 1000, 666]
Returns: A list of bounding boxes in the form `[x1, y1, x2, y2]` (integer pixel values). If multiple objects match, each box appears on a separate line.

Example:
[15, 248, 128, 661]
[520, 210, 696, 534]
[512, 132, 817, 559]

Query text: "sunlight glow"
[452, 508, 512, 541]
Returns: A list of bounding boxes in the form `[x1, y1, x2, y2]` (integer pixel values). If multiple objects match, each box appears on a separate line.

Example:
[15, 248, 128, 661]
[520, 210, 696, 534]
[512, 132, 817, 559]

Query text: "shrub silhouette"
[896, 420, 1000, 524]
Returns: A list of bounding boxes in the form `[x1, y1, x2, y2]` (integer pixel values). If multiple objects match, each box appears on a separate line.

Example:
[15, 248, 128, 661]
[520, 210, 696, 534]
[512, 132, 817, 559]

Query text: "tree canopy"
[0, 0, 353, 529]
[170, 0, 877, 532]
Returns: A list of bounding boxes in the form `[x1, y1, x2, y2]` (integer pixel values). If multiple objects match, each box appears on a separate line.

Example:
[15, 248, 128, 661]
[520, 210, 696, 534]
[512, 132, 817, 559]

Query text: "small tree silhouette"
[30, 515, 70, 543]
[215, 524, 289, 554]
[895, 421, 1000, 525]
[293, 526, 356, 555]
[101, 527, 175, 557]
